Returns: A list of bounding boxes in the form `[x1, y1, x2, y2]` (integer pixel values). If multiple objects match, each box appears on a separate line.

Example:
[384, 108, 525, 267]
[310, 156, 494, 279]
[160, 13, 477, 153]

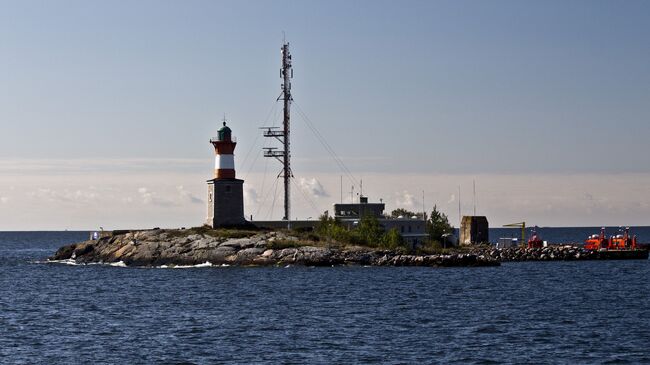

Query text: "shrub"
[381, 228, 405, 250]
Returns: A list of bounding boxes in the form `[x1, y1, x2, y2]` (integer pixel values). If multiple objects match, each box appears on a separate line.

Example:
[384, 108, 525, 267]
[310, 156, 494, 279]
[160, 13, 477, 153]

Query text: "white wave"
[45, 259, 81, 266]
[43, 259, 229, 269]
[156, 261, 219, 269]
[43, 259, 128, 268]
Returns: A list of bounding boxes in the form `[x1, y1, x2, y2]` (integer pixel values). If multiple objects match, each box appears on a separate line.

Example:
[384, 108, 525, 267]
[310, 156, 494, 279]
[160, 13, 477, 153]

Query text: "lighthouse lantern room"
[206, 121, 246, 228]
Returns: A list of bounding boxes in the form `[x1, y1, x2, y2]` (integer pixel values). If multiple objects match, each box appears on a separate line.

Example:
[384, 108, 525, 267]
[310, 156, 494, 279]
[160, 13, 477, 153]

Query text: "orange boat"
[609, 227, 637, 250]
[584, 227, 638, 251]
[584, 227, 609, 250]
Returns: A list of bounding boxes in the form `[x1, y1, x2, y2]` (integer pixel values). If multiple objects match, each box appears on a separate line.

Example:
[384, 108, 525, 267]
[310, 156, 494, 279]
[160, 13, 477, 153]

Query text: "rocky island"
[50, 227, 500, 268]
[50, 226, 649, 268]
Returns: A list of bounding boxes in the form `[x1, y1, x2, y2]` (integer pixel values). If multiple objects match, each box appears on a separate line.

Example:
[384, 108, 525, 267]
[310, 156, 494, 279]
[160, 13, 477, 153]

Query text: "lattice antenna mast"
[262, 42, 293, 227]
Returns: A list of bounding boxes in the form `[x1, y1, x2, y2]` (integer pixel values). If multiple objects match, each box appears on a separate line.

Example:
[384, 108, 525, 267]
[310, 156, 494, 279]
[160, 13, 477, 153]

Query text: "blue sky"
[1, 1, 649, 229]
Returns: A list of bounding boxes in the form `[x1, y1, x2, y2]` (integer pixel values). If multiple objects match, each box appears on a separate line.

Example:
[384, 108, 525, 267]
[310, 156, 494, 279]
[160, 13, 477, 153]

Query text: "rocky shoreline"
[49, 228, 648, 268]
[50, 229, 499, 268]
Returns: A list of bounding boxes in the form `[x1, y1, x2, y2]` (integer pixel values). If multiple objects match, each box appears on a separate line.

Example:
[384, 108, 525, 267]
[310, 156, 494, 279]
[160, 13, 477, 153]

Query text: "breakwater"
[50, 229, 499, 268]
[471, 245, 648, 261]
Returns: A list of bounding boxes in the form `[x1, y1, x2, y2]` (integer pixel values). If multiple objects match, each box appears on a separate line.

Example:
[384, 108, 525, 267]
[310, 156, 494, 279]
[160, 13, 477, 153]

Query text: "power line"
[240, 101, 279, 172]
[293, 101, 359, 188]
[267, 174, 281, 220]
[291, 176, 321, 217]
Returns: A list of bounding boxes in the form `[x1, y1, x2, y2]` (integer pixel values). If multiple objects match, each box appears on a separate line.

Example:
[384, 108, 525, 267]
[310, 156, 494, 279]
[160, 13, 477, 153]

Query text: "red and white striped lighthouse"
[206, 120, 246, 228]
[210, 121, 236, 179]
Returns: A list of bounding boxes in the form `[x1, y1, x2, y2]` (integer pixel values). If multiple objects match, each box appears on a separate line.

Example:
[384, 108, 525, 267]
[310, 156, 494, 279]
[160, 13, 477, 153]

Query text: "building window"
[208, 192, 212, 202]
[401, 226, 404, 233]
[409, 225, 412, 233]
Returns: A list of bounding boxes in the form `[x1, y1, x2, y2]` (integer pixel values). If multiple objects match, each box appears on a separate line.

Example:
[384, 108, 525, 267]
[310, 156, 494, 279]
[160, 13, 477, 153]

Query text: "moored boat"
[527, 227, 544, 249]
[583, 227, 648, 260]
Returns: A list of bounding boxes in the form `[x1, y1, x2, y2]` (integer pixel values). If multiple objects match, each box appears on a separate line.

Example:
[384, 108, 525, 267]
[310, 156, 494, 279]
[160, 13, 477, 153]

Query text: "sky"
[1, 0, 649, 230]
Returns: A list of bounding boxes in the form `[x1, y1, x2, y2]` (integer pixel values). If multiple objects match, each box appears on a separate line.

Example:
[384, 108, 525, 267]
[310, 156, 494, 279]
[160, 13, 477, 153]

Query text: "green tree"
[315, 212, 353, 244]
[426, 205, 454, 243]
[315, 212, 335, 235]
[382, 228, 405, 249]
[390, 208, 416, 218]
[314, 211, 410, 250]
[390, 208, 427, 220]
[356, 215, 384, 246]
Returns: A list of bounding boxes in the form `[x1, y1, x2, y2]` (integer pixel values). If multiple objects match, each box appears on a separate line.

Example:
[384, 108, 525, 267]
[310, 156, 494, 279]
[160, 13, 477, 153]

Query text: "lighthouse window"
[225, 185, 232, 193]
[208, 192, 212, 202]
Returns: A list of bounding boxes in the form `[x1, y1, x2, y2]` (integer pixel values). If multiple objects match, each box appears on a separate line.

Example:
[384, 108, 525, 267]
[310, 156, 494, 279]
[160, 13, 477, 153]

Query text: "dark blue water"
[2, 231, 650, 364]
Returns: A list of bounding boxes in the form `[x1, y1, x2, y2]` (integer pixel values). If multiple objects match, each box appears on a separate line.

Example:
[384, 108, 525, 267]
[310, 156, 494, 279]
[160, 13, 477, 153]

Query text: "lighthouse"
[206, 121, 246, 228]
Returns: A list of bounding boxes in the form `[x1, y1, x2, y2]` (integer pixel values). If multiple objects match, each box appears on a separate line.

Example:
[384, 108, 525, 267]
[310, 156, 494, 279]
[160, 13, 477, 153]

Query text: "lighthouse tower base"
[206, 178, 247, 228]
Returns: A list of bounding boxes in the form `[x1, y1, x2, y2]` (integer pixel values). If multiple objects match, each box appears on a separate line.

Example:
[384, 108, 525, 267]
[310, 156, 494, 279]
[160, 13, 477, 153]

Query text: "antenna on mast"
[262, 41, 293, 228]
[360, 179, 363, 201]
[458, 185, 461, 226]
[473, 179, 477, 216]
[422, 190, 425, 220]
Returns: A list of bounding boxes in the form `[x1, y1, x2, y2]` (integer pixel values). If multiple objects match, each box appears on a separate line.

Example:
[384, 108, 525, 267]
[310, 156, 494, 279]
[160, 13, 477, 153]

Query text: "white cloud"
[244, 186, 260, 207]
[137, 187, 176, 207]
[298, 177, 329, 198]
[177, 185, 203, 204]
[0, 196, 8, 204]
[5, 167, 650, 230]
[447, 194, 456, 204]
[395, 190, 416, 208]
[0, 158, 206, 176]
[27, 188, 98, 203]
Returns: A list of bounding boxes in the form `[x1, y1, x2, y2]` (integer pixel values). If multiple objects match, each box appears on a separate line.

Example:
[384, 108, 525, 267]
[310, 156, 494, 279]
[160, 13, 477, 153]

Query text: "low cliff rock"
[49, 229, 500, 268]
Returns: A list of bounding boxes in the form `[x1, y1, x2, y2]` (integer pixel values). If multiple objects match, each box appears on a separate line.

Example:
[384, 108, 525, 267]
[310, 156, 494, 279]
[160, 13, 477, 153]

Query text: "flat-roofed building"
[333, 196, 428, 247]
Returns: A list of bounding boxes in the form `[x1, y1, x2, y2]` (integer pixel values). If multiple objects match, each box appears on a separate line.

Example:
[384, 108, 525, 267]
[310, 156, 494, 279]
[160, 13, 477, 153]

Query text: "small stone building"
[460, 216, 489, 245]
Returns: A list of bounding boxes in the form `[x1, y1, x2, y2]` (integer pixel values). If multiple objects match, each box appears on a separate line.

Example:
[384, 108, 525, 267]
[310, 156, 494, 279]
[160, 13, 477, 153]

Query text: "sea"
[1, 228, 650, 364]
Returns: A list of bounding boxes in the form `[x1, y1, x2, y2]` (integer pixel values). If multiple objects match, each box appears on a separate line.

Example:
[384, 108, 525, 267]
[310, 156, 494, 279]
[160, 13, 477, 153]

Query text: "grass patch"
[267, 239, 311, 250]
[164, 226, 262, 239]
[415, 241, 475, 255]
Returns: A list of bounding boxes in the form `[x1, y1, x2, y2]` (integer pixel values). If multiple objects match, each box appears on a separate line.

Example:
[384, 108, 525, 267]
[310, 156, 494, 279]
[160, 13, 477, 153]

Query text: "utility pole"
[263, 42, 293, 228]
